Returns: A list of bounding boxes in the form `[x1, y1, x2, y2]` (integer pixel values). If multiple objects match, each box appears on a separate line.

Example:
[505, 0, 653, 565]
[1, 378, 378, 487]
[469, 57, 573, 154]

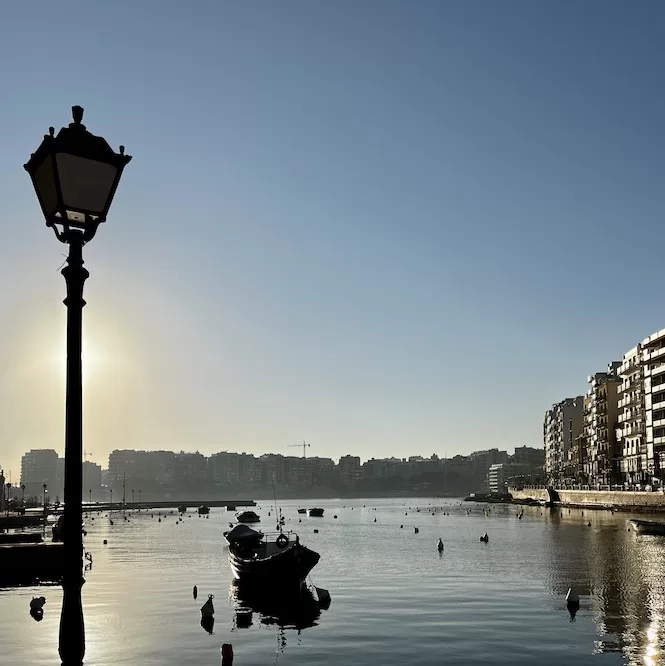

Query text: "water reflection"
[540, 507, 665, 664]
[229, 581, 324, 633]
[200, 615, 215, 635]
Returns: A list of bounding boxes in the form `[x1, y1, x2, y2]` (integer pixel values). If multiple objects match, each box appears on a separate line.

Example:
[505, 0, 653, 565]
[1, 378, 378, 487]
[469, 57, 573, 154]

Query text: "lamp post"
[21, 484, 25, 513]
[132, 488, 135, 508]
[88, 489, 92, 506]
[5, 483, 10, 516]
[25, 106, 131, 666]
[138, 489, 141, 508]
[110, 488, 113, 510]
[43, 483, 48, 513]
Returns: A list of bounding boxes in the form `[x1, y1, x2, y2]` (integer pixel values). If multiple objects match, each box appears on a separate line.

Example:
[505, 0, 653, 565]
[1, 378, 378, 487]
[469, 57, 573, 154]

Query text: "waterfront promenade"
[509, 486, 665, 512]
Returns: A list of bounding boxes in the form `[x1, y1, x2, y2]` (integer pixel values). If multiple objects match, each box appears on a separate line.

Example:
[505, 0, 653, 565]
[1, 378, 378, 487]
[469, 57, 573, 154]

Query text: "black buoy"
[400, 525, 403, 528]
[314, 529, 319, 533]
[193, 585, 198, 600]
[437, 538, 444, 552]
[333, 515, 338, 519]
[414, 527, 419, 534]
[374, 518, 377, 523]
[103, 539, 108, 545]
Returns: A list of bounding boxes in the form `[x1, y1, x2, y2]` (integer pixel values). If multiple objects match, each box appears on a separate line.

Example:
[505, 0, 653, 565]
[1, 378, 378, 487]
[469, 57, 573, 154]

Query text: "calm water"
[1, 498, 664, 665]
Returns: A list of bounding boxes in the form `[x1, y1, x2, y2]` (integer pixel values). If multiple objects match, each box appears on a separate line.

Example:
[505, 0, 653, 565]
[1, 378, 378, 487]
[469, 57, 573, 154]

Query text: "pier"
[81, 499, 257, 512]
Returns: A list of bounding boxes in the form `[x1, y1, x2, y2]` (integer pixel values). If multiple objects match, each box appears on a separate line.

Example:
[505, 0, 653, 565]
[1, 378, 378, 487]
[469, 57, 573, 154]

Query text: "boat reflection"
[229, 581, 325, 633]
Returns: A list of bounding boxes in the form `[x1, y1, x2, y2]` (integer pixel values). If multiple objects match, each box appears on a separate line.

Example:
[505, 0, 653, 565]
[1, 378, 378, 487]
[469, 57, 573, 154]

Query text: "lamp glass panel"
[55, 153, 117, 215]
[33, 156, 58, 215]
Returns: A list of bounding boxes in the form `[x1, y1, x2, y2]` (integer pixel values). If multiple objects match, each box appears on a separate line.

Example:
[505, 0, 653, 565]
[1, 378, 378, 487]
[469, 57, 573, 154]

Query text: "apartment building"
[642, 329, 665, 484]
[488, 463, 507, 494]
[583, 365, 621, 486]
[617, 346, 648, 485]
[107, 450, 176, 490]
[20, 449, 59, 498]
[544, 397, 584, 484]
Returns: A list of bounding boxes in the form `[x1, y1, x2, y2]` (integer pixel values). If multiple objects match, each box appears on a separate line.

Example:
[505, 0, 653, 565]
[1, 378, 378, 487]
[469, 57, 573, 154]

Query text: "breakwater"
[509, 487, 665, 512]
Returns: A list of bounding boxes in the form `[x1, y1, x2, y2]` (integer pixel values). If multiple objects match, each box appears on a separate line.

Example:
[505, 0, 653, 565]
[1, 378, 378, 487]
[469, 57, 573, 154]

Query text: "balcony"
[650, 382, 665, 397]
[618, 410, 643, 424]
[644, 346, 665, 363]
[645, 363, 665, 378]
[619, 393, 643, 409]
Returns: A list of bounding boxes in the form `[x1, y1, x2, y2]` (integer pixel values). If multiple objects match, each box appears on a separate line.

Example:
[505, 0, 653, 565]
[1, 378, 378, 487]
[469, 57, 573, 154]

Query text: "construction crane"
[288, 441, 311, 458]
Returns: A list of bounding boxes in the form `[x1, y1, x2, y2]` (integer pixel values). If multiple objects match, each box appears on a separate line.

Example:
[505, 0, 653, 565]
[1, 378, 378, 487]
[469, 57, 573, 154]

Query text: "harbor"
[2, 497, 665, 665]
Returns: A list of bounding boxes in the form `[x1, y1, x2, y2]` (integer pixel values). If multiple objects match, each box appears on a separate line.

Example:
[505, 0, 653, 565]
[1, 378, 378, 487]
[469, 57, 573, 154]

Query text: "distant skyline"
[0, 2, 664, 477]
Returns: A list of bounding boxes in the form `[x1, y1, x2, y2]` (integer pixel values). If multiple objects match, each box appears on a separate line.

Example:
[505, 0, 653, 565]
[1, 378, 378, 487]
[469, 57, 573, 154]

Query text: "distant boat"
[227, 505, 237, 512]
[308, 508, 324, 517]
[236, 511, 261, 524]
[223, 524, 320, 589]
[178, 505, 188, 513]
[198, 506, 210, 515]
[297, 508, 307, 514]
[630, 519, 665, 535]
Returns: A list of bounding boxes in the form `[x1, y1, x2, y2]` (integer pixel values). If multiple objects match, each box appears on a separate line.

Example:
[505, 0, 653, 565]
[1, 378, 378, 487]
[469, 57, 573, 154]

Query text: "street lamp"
[5, 483, 10, 516]
[43, 483, 48, 512]
[21, 484, 25, 512]
[25, 106, 131, 666]
[138, 489, 141, 507]
[132, 489, 135, 507]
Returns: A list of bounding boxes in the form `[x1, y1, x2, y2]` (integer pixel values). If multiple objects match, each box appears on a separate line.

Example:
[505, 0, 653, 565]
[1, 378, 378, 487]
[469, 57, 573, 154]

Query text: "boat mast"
[271, 474, 281, 532]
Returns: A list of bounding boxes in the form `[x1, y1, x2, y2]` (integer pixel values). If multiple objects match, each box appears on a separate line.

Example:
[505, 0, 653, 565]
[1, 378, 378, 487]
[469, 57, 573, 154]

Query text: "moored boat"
[297, 508, 307, 514]
[630, 519, 665, 535]
[307, 508, 324, 517]
[178, 505, 188, 513]
[223, 524, 320, 589]
[198, 506, 210, 515]
[236, 510, 261, 524]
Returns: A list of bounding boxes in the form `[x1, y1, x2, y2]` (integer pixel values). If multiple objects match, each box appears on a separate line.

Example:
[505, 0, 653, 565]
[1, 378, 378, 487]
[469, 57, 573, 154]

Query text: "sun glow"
[54, 338, 105, 388]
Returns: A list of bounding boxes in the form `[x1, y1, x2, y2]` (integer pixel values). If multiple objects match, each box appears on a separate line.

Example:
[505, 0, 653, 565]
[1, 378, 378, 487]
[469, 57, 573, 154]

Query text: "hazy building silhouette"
[20, 449, 58, 499]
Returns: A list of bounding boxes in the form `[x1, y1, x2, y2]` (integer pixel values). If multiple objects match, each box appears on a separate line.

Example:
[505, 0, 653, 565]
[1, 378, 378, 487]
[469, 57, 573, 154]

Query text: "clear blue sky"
[0, 1, 663, 476]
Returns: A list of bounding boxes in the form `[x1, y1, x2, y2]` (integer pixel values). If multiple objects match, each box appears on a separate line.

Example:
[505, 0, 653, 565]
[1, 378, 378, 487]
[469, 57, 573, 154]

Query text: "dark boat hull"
[227, 543, 320, 588]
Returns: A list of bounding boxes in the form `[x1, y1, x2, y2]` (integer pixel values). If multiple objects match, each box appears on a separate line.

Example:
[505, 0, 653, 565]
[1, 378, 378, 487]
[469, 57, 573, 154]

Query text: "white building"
[617, 345, 647, 485]
[488, 464, 506, 494]
[642, 329, 665, 485]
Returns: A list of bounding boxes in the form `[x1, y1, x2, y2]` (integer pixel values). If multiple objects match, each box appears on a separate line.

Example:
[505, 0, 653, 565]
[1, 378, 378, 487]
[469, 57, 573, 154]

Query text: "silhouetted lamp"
[24, 105, 131, 242]
[25, 106, 131, 666]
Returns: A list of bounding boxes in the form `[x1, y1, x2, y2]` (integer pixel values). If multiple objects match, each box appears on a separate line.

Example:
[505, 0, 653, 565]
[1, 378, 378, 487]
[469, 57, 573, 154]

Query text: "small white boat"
[629, 519, 665, 535]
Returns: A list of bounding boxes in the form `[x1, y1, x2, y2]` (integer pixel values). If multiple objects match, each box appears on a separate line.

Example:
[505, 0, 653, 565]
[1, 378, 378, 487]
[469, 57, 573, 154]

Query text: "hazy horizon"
[1, 2, 664, 478]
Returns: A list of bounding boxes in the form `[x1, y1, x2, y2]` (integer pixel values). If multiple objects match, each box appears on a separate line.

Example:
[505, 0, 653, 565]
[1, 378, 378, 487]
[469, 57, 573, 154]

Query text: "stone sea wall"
[509, 487, 665, 510]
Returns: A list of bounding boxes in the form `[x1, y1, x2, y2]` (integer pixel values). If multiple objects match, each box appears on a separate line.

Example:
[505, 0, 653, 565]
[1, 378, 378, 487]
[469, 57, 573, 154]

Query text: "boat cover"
[226, 524, 263, 543]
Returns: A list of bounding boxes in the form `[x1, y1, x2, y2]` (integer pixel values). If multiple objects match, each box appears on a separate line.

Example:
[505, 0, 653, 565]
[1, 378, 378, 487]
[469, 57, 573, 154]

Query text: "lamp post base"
[59, 575, 85, 665]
